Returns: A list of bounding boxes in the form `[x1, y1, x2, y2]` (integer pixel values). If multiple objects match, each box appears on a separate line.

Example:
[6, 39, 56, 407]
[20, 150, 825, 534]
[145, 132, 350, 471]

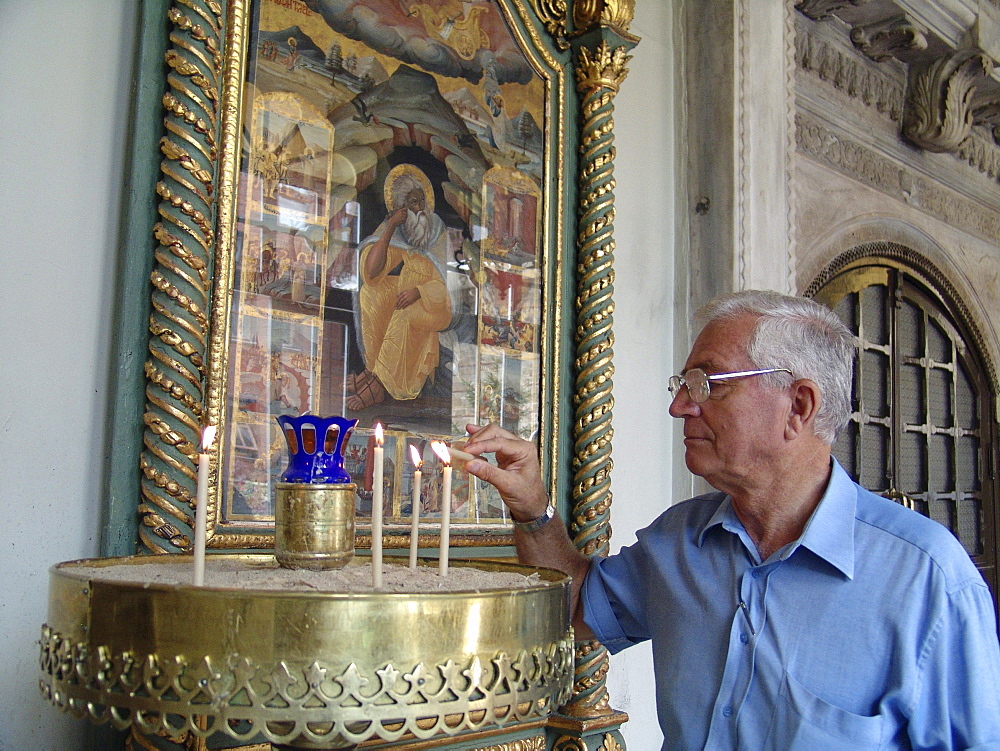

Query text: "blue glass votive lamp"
[274, 414, 359, 570]
[276, 414, 358, 483]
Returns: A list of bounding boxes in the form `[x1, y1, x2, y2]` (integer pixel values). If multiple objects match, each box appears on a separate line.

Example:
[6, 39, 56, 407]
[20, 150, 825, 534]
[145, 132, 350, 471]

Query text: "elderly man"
[347, 164, 452, 411]
[464, 290, 1000, 750]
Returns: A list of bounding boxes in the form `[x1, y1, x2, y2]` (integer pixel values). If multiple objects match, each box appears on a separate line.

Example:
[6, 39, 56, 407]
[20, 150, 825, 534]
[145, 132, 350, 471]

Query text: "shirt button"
[739, 632, 749, 644]
[752, 568, 762, 578]
[722, 706, 733, 717]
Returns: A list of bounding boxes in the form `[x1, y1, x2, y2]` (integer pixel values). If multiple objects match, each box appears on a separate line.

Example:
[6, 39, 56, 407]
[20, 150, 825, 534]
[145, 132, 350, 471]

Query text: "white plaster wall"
[603, 2, 679, 747]
[0, 1, 677, 748]
[0, 2, 136, 749]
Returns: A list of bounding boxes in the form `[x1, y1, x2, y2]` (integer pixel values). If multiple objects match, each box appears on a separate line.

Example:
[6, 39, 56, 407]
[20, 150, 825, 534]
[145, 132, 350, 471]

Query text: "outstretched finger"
[464, 423, 526, 457]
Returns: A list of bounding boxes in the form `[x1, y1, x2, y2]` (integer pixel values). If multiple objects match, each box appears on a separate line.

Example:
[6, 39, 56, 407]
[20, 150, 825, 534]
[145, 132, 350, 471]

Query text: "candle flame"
[201, 425, 217, 452]
[409, 444, 422, 467]
[374, 422, 384, 446]
[430, 440, 451, 465]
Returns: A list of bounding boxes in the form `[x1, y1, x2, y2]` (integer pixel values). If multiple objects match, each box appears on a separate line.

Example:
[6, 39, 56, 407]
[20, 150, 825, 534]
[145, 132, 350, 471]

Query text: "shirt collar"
[696, 459, 857, 579]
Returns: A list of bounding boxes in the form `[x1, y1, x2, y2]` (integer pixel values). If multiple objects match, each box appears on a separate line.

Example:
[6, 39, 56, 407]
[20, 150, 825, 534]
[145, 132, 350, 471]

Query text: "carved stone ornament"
[850, 14, 927, 63]
[974, 98, 1000, 144]
[903, 50, 994, 153]
[795, 0, 871, 22]
[796, 25, 905, 121]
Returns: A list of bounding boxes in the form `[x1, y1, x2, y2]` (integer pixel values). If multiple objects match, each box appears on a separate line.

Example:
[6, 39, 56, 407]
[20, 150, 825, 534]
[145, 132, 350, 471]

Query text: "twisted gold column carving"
[565, 37, 631, 724]
[555, 12, 635, 745]
[140, 0, 226, 554]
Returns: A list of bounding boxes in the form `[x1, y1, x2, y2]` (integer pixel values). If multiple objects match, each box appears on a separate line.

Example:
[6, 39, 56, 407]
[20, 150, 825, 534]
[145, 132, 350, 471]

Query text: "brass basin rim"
[50, 555, 570, 599]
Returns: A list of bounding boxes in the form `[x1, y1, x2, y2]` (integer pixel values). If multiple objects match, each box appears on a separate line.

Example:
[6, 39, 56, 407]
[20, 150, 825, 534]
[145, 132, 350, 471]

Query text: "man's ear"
[786, 379, 822, 439]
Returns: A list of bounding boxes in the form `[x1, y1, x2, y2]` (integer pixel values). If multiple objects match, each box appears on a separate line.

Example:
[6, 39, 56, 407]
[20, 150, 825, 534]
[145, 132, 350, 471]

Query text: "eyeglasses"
[668, 367, 793, 404]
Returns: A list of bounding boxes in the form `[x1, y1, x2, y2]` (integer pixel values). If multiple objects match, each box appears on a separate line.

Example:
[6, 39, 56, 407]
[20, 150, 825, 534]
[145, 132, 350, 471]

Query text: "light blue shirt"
[583, 460, 1000, 750]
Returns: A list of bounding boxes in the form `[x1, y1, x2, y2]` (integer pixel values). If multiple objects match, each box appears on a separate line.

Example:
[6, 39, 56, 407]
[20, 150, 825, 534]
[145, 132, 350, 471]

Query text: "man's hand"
[463, 423, 550, 523]
[464, 422, 593, 638]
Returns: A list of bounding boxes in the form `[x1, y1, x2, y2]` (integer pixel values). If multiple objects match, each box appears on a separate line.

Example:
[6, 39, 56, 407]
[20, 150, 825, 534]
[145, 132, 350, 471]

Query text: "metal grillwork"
[814, 257, 994, 570]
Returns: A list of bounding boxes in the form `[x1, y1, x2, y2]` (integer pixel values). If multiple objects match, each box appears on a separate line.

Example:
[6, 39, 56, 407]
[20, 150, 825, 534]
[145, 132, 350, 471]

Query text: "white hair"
[696, 290, 856, 444]
[390, 175, 423, 210]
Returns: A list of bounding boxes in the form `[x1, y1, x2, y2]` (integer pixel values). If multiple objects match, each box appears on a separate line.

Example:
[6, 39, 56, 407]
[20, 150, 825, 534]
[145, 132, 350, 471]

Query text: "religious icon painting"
[216, 0, 561, 543]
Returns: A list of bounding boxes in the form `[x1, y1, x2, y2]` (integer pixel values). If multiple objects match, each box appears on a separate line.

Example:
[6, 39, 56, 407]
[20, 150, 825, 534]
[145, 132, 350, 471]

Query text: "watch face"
[516, 504, 554, 531]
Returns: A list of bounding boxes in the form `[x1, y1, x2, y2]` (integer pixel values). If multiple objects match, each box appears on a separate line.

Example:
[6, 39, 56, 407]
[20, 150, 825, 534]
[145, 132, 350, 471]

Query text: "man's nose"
[668, 386, 700, 418]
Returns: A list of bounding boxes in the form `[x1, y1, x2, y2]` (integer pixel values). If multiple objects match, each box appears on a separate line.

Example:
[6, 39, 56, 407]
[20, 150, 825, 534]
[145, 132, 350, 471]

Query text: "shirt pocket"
[763, 671, 884, 751]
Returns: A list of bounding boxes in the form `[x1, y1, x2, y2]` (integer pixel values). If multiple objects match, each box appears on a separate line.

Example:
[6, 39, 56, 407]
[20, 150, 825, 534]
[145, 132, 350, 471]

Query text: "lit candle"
[408, 444, 422, 569]
[193, 425, 217, 586]
[431, 441, 452, 576]
[372, 422, 384, 588]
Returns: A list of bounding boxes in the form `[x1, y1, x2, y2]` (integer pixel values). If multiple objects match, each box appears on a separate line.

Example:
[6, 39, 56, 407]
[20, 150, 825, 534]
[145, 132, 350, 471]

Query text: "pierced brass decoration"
[901, 50, 993, 153]
[40, 556, 574, 747]
[141, 0, 225, 554]
[41, 624, 572, 748]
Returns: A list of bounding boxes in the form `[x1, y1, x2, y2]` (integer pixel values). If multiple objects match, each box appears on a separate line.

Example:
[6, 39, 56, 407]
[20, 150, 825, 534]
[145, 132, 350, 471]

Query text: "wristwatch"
[513, 503, 556, 532]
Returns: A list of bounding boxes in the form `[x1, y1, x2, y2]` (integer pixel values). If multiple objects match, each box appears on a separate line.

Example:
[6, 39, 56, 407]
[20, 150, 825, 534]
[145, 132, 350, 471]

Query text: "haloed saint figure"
[347, 164, 453, 411]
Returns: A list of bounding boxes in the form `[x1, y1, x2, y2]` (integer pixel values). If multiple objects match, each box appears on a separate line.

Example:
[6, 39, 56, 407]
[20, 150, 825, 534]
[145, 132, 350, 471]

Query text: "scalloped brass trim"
[40, 625, 573, 748]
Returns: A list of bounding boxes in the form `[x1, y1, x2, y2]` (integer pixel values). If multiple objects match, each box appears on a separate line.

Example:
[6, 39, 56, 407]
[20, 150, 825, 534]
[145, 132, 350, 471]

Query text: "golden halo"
[383, 164, 434, 213]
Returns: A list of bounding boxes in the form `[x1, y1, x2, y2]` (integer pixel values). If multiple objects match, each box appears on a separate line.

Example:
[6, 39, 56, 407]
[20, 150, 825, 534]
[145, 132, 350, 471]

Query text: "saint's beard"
[402, 209, 431, 250]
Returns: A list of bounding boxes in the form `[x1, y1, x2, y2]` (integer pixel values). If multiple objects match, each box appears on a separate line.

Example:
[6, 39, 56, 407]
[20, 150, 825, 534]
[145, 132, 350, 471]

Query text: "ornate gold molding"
[572, 0, 635, 38]
[552, 731, 624, 751]
[575, 40, 631, 93]
[477, 734, 547, 750]
[529, 0, 570, 49]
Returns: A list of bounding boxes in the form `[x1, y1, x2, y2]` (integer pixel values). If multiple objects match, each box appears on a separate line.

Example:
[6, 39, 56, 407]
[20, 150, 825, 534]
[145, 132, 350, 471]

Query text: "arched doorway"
[807, 243, 999, 611]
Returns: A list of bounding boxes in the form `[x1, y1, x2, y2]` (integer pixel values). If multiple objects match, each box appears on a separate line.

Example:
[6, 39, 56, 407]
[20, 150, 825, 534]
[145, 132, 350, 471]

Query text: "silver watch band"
[513, 503, 555, 532]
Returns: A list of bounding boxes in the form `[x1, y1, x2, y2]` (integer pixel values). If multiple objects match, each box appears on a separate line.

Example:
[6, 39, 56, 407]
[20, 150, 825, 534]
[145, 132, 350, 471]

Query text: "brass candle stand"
[274, 482, 357, 570]
[38, 555, 574, 749]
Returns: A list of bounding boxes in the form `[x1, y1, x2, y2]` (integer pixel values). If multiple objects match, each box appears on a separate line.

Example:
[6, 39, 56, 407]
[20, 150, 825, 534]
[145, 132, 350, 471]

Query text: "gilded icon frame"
[134, 0, 574, 554]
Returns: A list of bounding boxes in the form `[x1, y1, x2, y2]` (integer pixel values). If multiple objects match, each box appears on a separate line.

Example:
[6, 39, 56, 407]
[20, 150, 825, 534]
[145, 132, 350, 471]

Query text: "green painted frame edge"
[101, 0, 175, 557]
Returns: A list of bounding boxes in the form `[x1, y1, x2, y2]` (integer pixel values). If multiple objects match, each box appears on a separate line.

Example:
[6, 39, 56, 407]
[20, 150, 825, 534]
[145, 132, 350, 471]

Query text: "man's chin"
[683, 444, 712, 475]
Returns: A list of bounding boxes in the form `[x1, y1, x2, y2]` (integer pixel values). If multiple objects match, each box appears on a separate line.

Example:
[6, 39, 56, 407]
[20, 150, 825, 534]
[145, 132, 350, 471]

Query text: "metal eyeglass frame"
[667, 367, 794, 403]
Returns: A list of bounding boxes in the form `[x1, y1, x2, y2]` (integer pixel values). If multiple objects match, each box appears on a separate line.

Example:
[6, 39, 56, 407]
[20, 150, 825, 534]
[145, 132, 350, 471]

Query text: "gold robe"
[358, 233, 452, 400]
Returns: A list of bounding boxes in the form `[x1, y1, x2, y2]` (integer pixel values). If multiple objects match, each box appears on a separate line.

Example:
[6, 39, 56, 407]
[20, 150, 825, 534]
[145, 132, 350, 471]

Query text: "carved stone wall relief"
[795, 1, 1000, 180]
